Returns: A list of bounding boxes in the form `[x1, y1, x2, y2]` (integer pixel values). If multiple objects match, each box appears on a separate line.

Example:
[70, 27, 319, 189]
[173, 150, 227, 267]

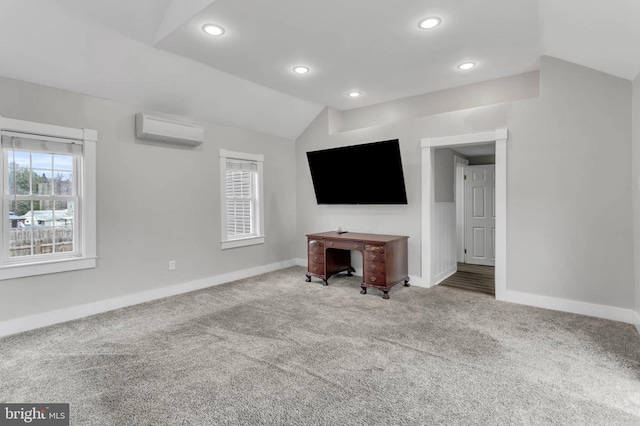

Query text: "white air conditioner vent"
[135, 113, 204, 146]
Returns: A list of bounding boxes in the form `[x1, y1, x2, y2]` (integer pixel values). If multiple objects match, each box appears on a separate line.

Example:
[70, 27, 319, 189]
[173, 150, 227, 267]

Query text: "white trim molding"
[420, 129, 508, 297]
[635, 311, 640, 334]
[0, 259, 298, 338]
[503, 290, 636, 325]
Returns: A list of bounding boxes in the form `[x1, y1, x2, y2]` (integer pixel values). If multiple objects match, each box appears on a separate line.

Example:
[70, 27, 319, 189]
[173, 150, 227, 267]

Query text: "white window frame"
[0, 116, 97, 280]
[219, 149, 264, 250]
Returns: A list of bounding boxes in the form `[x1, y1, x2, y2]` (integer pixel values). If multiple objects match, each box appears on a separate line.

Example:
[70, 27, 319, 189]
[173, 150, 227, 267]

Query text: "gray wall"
[0, 76, 297, 322]
[339, 71, 540, 133]
[296, 56, 635, 309]
[633, 72, 640, 325]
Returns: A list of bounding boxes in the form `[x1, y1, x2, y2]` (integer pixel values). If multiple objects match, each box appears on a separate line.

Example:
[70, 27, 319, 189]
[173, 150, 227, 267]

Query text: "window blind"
[225, 160, 256, 237]
[1, 134, 83, 156]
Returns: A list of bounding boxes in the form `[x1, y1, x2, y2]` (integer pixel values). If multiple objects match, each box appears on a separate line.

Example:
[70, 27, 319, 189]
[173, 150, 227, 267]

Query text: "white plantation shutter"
[226, 160, 256, 237]
[219, 149, 264, 249]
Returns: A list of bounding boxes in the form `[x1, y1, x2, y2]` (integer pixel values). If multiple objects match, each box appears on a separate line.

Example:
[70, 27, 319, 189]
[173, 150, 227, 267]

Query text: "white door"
[464, 165, 495, 266]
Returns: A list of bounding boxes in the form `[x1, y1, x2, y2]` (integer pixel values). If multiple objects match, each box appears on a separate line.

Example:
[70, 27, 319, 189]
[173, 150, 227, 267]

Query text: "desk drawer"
[325, 239, 363, 251]
[366, 261, 386, 273]
[308, 253, 324, 264]
[308, 262, 324, 275]
[365, 244, 385, 253]
[365, 271, 386, 285]
[308, 240, 325, 254]
[365, 251, 385, 262]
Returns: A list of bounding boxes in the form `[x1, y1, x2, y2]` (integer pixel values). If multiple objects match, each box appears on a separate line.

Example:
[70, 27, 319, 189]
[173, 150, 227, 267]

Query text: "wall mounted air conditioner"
[135, 113, 205, 146]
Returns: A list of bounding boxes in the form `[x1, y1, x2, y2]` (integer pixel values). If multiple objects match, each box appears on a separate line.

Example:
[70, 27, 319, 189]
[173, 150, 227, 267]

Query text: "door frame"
[454, 155, 469, 263]
[420, 129, 508, 300]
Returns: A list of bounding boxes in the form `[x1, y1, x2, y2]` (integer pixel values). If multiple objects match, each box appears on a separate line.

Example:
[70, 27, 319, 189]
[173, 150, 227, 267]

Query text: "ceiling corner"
[154, 0, 216, 45]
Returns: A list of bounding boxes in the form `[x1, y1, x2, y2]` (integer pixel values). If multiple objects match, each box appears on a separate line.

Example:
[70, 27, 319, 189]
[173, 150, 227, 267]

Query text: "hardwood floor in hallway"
[440, 262, 495, 295]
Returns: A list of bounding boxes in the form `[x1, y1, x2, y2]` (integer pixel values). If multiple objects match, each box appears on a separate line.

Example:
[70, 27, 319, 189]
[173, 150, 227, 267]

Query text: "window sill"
[0, 256, 97, 280]
[221, 236, 265, 250]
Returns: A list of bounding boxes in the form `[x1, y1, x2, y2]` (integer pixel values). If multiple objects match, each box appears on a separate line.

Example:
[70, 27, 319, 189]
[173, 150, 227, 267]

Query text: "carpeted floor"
[1, 266, 640, 425]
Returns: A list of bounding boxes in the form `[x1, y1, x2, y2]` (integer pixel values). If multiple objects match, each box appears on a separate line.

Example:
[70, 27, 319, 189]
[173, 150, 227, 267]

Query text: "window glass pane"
[7, 199, 75, 258]
[227, 199, 252, 236]
[32, 169, 52, 195]
[53, 204, 74, 253]
[9, 199, 33, 257]
[53, 172, 73, 196]
[225, 169, 255, 238]
[13, 151, 30, 168]
[53, 155, 73, 171]
[8, 164, 31, 195]
[9, 227, 32, 257]
[31, 153, 52, 169]
[38, 227, 55, 254]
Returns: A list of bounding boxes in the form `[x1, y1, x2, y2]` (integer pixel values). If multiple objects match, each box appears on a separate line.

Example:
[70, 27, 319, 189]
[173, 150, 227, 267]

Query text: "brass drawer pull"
[370, 276, 377, 282]
[370, 254, 376, 260]
[329, 241, 334, 246]
[370, 264, 376, 270]
[354, 243, 359, 248]
[313, 256, 319, 261]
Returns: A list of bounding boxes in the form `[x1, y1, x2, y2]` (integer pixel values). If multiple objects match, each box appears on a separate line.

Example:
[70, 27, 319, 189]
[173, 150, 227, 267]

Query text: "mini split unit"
[135, 113, 205, 146]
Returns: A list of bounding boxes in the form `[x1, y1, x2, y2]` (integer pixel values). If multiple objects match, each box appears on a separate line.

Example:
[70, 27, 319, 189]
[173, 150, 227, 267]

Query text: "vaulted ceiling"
[0, 0, 638, 139]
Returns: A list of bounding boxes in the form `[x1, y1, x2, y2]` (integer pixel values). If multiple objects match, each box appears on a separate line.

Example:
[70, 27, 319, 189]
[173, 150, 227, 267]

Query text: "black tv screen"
[306, 139, 408, 204]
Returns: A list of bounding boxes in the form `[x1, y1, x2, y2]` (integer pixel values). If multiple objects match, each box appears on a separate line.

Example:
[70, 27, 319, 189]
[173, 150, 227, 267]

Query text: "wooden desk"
[305, 231, 409, 299]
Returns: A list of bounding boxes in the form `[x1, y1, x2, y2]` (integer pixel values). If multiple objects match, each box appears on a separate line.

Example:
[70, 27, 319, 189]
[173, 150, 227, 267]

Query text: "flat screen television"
[306, 139, 407, 204]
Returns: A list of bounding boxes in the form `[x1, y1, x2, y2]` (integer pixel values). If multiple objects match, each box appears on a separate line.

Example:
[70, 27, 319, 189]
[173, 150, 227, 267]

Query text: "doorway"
[445, 147, 496, 294]
[420, 129, 508, 300]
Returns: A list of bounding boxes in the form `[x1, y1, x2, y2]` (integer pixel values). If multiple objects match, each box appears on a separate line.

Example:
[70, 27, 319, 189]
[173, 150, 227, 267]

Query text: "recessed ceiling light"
[348, 91, 362, 98]
[418, 17, 441, 30]
[293, 66, 310, 74]
[458, 62, 476, 70]
[202, 24, 225, 36]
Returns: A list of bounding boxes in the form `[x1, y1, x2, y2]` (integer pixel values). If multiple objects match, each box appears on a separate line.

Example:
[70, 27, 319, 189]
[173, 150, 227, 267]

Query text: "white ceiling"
[0, 0, 639, 139]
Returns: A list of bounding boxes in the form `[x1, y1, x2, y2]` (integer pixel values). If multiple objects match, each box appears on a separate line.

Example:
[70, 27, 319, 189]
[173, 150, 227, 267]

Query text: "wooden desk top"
[306, 231, 408, 244]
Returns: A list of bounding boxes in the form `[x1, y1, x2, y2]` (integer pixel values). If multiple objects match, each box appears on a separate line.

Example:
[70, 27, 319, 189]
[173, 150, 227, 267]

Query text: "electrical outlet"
[169, 260, 176, 271]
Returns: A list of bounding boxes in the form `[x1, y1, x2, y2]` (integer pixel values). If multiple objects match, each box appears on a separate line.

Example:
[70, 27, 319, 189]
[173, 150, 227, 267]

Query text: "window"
[0, 116, 97, 279]
[219, 149, 264, 249]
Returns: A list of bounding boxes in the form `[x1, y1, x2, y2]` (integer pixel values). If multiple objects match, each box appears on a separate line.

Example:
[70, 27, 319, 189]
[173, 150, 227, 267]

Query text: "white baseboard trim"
[634, 311, 640, 335]
[432, 265, 457, 287]
[0, 259, 298, 338]
[500, 290, 636, 324]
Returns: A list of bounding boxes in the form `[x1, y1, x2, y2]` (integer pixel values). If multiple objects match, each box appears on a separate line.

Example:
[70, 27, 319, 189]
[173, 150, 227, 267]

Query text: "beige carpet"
[1, 266, 639, 425]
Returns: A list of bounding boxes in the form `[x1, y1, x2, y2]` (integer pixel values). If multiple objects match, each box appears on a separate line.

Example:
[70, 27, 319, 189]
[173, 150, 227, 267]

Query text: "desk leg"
[347, 266, 355, 276]
[382, 291, 390, 300]
[404, 278, 410, 287]
[360, 286, 367, 294]
[305, 272, 311, 282]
